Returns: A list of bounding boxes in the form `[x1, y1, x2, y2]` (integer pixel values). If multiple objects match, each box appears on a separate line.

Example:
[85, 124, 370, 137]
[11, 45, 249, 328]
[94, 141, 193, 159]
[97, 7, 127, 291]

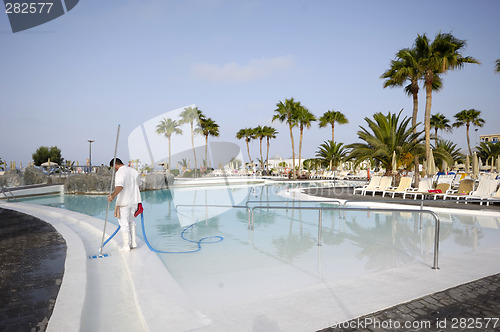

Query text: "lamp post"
[88, 140, 94, 173]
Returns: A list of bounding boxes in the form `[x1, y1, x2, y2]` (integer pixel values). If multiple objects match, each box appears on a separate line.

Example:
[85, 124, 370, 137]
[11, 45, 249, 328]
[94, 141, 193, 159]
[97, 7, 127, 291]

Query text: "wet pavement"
[0, 208, 66, 332]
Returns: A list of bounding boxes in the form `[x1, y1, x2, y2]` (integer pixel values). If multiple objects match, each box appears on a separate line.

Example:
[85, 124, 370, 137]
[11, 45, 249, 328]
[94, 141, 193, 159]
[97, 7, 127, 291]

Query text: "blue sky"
[1, 0, 499, 167]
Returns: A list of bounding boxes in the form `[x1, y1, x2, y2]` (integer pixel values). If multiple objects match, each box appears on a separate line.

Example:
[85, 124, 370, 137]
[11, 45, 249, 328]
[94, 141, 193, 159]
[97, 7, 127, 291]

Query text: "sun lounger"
[382, 177, 413, 198]
[484, 185, 500, 206]
[365, 176, 392, 196]
[443, 179, 475, 201]
[403, 178, 433, 200]
[423, 183, 451, 200]
[353, 175, 381, 195]
[463, 179, 498, 204]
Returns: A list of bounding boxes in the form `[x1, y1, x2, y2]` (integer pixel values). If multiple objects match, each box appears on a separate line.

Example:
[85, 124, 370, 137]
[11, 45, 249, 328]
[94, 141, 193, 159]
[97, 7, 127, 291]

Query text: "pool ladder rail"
[1, 185, 16, 201]
[175, 199, 441, 270]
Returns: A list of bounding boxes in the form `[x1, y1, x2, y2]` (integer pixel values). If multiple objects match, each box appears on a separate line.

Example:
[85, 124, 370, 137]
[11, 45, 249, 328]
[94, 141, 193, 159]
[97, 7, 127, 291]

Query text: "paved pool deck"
[1, 182, 500, 331]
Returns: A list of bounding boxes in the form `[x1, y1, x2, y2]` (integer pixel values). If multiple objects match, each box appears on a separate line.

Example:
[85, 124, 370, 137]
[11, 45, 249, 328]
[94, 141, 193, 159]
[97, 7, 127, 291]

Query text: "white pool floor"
[2, 186, 500, 332]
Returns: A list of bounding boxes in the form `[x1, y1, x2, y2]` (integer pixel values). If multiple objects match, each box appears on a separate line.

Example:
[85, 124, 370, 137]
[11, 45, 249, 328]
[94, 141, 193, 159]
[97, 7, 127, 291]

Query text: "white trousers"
[117, 204, 136, 233]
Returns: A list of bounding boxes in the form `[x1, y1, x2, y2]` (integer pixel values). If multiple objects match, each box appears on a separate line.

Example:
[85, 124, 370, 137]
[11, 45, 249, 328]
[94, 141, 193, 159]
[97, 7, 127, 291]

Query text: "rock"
[23, 167, 49, 185]
[95, 165, 112, 176]
[0, 169, 25, 187]
[64, 174, 112, 194]
[141, 173, 169, 190]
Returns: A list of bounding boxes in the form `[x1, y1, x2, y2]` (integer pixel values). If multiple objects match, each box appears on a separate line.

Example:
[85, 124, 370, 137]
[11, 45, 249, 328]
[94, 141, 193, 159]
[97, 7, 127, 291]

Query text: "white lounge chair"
[365, 176, 392, 197]
[382, 177, 413, 198]
[353, 176, 381, 196]
[403, 178, 433, 200]
[464, 179, 498, 204]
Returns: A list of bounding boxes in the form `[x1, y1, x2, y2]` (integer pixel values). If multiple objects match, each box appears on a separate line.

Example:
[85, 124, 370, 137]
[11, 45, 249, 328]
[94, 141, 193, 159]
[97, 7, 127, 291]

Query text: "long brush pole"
[98, 124, 121, 256]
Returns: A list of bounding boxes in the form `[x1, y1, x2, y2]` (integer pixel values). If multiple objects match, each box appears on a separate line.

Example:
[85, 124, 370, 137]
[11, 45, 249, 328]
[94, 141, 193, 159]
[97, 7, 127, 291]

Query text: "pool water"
[17, 182, 500, 307]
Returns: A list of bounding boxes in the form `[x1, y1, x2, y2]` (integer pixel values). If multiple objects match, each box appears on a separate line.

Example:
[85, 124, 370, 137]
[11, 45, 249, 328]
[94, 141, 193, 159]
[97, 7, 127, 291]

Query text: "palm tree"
[381, 48, 425, 182]
[253, 125, 266, 170]
[348, 110, 424, 174]
[432, 139, 464, 165]
[475, 142, 500, 168]
[316, 141, 348, 171]
[262, 126, 278, 172]
[295, 106, 316, 171]
[236, 128, 255, 166]
[496, 59, 500, 73]
[415, 32, 480, 162]
[430, 113, 452, 147]
[453, 109, 485, 156]
[272, 98, 300, 179]
[318, 110, 348, 142]
[179, 106, 202, 177]
[199, 117, 219, 170]
[156, 118, 182, 171]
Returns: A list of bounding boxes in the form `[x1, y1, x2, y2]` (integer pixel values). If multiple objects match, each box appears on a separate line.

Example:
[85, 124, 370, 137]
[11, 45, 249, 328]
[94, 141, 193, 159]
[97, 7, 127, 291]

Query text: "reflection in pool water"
[18, 182, 500, 306]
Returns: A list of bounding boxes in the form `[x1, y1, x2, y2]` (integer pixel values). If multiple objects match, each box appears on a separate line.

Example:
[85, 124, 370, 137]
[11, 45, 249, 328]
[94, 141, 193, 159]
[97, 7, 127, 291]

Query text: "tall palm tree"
[415, 32, 480, 162]
[381, 47, 425, 183]
[155, 118, 182, 171]
[179, 106, 202, 177]
[236, 128, 255, 166]
[453, 109, 485, 156]
[272, 98, 300, 179]
[430, 113, 452, 147]
[262, 126, 278, 172]
[295, 106, 316, 171]
[316, 141, 348, 171]
[348, 110, 424, 174]
[253, 125, 266, 170]
[318, 110, 348, 142]
[199, 117, 219, 170]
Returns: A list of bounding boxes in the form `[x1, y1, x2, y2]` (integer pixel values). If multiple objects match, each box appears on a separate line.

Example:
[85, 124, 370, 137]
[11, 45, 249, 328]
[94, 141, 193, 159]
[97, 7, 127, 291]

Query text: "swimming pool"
[17, 181, 500, 311]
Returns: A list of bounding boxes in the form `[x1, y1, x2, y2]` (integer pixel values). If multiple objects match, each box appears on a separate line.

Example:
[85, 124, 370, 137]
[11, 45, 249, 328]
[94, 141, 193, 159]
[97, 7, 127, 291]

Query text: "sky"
[1, 0, 500, 168]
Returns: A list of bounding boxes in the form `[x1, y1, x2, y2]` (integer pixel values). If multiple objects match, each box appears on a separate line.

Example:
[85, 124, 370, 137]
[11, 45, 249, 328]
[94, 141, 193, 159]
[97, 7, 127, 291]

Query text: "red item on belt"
[134, 203, 143, 217]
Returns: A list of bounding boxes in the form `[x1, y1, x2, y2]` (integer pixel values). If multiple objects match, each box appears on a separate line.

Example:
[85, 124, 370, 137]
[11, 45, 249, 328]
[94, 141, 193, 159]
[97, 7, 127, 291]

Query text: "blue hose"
[102, 212, 223, 253]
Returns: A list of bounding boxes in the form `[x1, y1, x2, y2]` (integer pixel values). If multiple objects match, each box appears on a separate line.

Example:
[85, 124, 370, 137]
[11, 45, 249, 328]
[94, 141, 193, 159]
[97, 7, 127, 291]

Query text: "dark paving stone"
[0, 208, 66, 332]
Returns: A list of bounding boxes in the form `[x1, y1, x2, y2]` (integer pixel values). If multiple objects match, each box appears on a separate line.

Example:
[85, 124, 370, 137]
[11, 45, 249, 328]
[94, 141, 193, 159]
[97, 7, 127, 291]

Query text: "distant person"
[107, 158, 142, 252]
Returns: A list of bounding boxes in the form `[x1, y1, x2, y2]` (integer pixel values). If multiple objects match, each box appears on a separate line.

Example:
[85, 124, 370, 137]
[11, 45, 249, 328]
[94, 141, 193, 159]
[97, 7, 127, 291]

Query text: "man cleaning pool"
[107, 158, 142, 252]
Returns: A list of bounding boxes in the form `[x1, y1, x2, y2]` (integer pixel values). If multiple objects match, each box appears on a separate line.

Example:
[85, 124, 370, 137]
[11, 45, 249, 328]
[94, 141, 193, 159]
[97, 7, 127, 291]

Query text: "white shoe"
[120, 232, 130, 252]
[130, 224, 137, 249]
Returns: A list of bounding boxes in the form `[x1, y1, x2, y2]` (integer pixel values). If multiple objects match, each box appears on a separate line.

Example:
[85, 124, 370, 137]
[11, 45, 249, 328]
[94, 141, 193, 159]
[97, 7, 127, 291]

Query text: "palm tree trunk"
[168, 136, 171, 171]
[466, 123, 471, 156]
[191, 122, 197, 177]
[259, 138, 264, 170]
[412, 90, 420, 186]
[298, 125, 303, 172]
[331, 123, 335, 142]
[246, 139, 252, 165]
[424, 79, 433, 165]
[434, 128, 438, 148]
[205, 135, 208, 170]
[289, 123, 296, 180]
[266, 138, 270, 173]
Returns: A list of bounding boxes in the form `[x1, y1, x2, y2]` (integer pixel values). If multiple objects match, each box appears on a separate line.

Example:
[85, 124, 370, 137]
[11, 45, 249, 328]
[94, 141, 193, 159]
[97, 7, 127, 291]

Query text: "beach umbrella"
[391, 151, 397, 174]
[465, 154, 470, 173]
[472, 152, 479, 179]
[442, 160, 449, 173]
[497, 155, 500, 173]
[427, 149, 436, 176]
[41, 160, 58, 166]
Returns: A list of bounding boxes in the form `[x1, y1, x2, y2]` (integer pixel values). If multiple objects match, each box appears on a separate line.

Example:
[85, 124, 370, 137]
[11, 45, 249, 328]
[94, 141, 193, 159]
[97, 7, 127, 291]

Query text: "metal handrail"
[1, 185, 16, 201]
[249, 204, 440, 270]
